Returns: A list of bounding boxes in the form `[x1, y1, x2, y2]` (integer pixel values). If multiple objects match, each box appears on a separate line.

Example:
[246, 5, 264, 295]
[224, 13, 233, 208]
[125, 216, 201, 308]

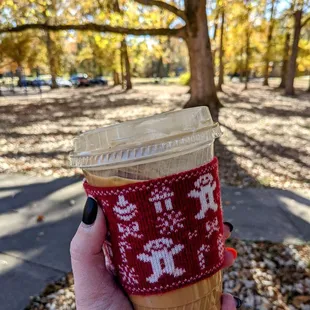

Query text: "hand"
[71, 198, 242, 310]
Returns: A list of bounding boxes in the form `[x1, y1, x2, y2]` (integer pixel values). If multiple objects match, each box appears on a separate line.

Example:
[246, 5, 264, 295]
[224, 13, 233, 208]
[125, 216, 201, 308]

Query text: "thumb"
[70, 197, 116, 309]
[71, 197, 106, 259]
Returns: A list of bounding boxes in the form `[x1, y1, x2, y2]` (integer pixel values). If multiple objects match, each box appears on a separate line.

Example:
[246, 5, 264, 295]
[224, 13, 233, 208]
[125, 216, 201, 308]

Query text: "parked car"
[47, 78, 72, 88]
[32, 78, 50, 87]
[70, 74, 90, 87]
[26, 78, 34, 87]
[89, 76, 108, 86]
[57, 78, 72, 88]
[18, 77, 33, 87]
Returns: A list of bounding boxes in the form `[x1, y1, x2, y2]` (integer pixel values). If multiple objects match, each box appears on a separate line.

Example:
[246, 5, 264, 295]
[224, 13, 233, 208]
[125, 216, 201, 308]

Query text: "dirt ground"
[0, 82, 309, 190]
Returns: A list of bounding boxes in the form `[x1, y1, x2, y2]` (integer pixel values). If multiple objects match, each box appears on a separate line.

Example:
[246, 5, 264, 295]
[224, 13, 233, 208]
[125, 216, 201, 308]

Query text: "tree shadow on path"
[0, 176, 81, 214]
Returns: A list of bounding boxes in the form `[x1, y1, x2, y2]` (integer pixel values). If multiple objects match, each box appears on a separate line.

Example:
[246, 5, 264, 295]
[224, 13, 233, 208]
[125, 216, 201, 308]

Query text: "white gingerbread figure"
[137, 238, 185, 283]
[188, 173, 218, 220]
[149, 186, 174, 214]
[113, 195, 138, 221]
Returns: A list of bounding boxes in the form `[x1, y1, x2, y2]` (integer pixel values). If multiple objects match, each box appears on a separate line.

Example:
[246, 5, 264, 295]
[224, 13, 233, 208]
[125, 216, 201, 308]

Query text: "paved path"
[0, 174, 309, 310]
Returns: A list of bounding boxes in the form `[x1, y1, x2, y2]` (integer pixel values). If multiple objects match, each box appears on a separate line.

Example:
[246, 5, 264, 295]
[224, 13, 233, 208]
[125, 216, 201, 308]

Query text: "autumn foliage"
[0, 0, 309, 106]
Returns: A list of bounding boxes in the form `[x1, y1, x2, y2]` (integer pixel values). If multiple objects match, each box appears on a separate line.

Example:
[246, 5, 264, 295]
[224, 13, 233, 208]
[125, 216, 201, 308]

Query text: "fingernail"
[226, 247, 238, 259]
[82, 197, 98, 225]
[233, 296, 243, 308]
[224, 221, 234, 232]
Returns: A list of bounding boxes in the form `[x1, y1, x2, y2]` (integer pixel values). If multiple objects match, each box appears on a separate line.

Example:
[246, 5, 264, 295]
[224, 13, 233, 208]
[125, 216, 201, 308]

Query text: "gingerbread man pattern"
[188, 173, 218, 220]
[137, 238, 185, 283]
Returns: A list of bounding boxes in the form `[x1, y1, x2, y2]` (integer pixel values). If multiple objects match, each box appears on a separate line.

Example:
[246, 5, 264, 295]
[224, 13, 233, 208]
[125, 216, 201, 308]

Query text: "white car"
[56, 78, 72, 88]
[47, 77, 72, 88]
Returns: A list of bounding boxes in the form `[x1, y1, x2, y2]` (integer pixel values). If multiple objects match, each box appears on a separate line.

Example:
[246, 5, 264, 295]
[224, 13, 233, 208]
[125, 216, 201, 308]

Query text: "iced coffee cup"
[70, 107, 224, 310]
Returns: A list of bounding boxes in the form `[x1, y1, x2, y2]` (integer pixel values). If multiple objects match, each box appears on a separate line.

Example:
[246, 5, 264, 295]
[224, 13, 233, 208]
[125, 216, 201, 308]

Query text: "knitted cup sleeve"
[84, 157, 224, 295]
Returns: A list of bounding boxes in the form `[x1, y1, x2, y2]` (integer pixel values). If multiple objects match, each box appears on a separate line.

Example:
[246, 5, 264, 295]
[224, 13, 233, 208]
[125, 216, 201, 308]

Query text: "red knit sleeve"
[84, 157, 224, 295]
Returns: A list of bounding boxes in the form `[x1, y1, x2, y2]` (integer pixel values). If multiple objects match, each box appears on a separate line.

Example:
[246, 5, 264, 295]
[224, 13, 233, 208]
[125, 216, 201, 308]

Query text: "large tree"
[45, 0, 58, 88]
[243, 0, 252, 90]
[121, 38, 133, 90]
[0, 0, 220, 111]
[217, 4, 225, 91]
[279, 32, 291, 88]
[262, 0, 277, 86]
[285, 0, 310, 96]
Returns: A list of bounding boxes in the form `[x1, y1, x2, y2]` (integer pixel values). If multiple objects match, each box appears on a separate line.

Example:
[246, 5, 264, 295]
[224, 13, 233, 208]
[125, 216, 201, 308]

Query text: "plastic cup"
[70, 107, 222, 310]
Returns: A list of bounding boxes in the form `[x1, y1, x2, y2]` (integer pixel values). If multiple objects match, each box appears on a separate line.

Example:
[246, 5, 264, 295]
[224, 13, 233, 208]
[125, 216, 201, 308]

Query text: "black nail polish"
[224, 221, 234, 232]
[233, 296, 243, 308]
[82, 197, 98, 225]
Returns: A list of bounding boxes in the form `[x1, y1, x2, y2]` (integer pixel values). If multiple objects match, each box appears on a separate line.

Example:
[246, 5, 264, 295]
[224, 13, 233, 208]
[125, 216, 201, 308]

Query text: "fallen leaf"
[292, 296, 310, 307]
[37, 215, 44, 222]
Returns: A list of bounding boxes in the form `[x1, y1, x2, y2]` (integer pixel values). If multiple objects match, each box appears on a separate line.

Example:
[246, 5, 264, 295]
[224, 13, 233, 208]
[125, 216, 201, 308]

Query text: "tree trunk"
[121, 39, 132, 90]
[307, 73, 310, 92]
[45, 0, 58, 89]
[217, 8, 225, 91]
[166, 62, 170, 77]
[263, 0, 276, 86]
[184, 0, 220, 115]
[239, 48, 244, 82]
[10, 71, 15, 93]
[244, 27, 250, 90]
[243, 0, 251, 90]
[166, 37, 171, 77]
[285, 10, 302, 96]
[113, 69, 120, 86]
[46, 31, 58, 89]
[212, 2, 220, 67]
[16, 66, 23, 87]
[213, 8, 219, 41]
[98, 66, 103, 76]
[279, 32, 290, 88]
[120, 45, 125, 89]
[157, 56, 164, 79]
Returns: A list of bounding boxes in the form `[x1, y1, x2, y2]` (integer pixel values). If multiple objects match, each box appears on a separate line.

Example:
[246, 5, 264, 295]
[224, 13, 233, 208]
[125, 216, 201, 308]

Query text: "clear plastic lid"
[69, 107, 222, 169]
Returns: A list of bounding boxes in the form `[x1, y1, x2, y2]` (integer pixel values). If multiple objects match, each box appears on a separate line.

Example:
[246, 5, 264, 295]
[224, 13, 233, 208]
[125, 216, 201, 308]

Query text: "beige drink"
[70, 107, 223, 310]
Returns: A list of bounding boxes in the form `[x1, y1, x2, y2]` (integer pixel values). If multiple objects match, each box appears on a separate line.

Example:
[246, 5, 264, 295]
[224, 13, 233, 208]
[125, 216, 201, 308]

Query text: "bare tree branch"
[134, 0, 186, 20]
[301, 15, 310, 27]
[0, 23, 186, 38]
[96, 0, 104, 10]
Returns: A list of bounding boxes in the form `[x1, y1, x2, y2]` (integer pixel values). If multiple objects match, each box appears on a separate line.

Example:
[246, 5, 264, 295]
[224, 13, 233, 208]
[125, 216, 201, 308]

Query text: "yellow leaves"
[77, 46, 93, 62]
[2, 0, 18, 10]
[298, 62, 310, 72]
[297, 39, 310, 73]
[0, 32, 37, 67]
[298, 39, 310, 51]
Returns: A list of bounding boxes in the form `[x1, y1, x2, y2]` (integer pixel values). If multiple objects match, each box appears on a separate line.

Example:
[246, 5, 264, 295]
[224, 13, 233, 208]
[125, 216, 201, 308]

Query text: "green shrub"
[179, 72, 190, 86]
